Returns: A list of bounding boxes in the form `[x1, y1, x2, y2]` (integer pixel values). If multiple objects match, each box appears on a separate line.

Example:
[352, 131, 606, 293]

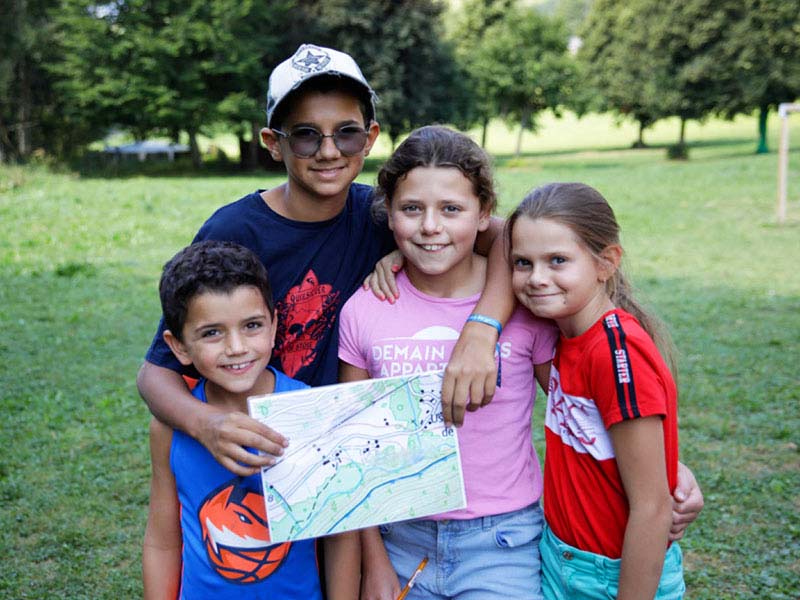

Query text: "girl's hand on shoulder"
[199, 407, 288, 476]
[442, 321, 499, 426]
[363, 250, 403, 303]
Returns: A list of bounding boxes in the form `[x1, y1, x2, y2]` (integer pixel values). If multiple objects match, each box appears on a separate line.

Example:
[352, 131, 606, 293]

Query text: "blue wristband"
[466, 313, 503, 336]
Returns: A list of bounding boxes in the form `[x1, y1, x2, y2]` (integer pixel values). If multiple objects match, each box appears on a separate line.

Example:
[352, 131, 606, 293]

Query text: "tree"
[49, 0, 295, 167]
[578, 0, 670, 147]
[727, 0, 800, 153]
[0, 0, 84, 161]
[199, 0, 299, 168]
[473, 6, 576, 156]
[648, 0, 745, 149]
[554, 0, 594, 35]
[448, 0, 515, 147]
[310, 0, 473, 148]
[580, 0, 777, 154]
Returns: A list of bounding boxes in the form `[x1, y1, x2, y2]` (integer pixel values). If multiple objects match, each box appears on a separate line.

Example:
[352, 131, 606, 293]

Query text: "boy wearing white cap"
[137, 44, 512, 597]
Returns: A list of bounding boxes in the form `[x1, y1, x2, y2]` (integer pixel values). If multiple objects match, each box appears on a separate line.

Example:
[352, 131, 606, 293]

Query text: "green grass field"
[1, 113, 799, 598]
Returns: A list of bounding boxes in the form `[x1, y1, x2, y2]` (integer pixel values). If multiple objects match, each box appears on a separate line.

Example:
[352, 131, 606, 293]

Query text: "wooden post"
[777, 106, 789, 224]
[776, 103, 800, 224]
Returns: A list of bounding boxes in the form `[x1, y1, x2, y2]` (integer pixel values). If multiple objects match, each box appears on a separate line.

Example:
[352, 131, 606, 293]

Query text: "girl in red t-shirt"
[507, 182, 685, 600]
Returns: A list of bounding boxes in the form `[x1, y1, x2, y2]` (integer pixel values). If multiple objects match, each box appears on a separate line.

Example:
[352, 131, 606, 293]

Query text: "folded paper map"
[248, 371, 466, 543]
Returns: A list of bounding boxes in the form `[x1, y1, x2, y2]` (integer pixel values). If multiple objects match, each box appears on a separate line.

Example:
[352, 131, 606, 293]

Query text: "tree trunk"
[188, 130, 201, 168]
[515, 109, 531, 157]
[632, 118, 647, 148]
[16, 58, 32, 157]
[0, 119, 11, 162]
[481, 117, 489, 149]
[678, 117, 686, 145]
[756, 104, 769, 154]
[238, 134, 248, 168]
[238, 121, 260, 170]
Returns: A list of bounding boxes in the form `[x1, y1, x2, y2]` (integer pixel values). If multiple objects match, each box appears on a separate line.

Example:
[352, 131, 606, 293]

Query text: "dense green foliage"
[578, 0, 800, 151]
[1, 0, 72, 160]
[451, 0, 575, 153]
[49, 0, 295, 166]
[1, 0, 799, 162]
[449, 0, 516, 145]
[576, 0, 666, 145]
[726, 0, 800, 152]
[308, 0, 473, 147]
[1, 115, 799, 597]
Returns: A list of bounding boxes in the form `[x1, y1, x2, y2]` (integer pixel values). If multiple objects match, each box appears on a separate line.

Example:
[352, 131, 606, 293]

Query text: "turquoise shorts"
[541, 524, 685, 599]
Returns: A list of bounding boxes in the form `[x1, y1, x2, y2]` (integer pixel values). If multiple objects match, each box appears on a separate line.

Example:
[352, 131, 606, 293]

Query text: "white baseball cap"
[266, 44, 377, 128]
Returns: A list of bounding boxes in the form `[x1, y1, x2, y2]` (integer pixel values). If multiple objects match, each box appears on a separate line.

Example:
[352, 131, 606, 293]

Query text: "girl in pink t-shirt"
[338, 125, 557, 599]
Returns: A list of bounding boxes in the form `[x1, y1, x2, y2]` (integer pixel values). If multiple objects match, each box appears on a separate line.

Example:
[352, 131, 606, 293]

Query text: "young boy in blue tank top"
[142, 241, 345, 599]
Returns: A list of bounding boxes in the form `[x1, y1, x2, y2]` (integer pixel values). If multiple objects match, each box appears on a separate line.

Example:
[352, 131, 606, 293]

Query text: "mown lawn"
[1, 113, 798, 598]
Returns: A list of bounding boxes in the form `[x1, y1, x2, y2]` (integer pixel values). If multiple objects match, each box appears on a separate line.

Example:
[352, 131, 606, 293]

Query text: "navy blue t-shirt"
[146, 183, 395, 387]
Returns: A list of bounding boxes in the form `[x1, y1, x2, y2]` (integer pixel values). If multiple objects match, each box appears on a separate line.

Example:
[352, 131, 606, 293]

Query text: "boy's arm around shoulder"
[443, 216, 515, 426]
[137, 361, 288, 476]
[142, 417, 182, 600]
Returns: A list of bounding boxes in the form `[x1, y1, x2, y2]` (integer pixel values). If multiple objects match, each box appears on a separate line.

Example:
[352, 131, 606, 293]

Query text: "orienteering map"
[248, 371, 465, 543]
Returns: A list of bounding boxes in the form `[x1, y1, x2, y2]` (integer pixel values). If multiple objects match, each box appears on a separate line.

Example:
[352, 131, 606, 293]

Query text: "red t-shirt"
[543, 309, 678, 558]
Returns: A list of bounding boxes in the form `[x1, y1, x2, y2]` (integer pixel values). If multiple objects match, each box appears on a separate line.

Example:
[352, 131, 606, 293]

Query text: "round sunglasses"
[272, 125, 369, 158]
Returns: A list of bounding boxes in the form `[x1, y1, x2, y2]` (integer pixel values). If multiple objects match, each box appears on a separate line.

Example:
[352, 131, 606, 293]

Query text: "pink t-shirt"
[338, 271, 558, 520]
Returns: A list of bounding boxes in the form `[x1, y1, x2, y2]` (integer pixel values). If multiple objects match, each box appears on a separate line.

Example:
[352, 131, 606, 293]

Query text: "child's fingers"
[363, 271, 386, 300]
[212, 448, 264, 477]
[382, 265, 400, 299]
[668, 518, 688, 542]
[475, 369, 496, 408]
[374, 267, 391, 300]
[363, 271, 386, 298]
[203, 413, 289, 471]
[445, 373, 472, 427]
[440, 374, 455, 427]
[374, 266, 398, 302]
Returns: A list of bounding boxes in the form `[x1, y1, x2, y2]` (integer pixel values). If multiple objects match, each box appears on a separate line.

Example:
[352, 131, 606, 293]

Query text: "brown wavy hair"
[506, 182, 677, 376]
[373, 125, 496, 219]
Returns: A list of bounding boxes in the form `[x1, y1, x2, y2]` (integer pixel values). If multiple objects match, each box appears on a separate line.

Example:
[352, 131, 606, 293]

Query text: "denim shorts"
[541, 525, 685, 600]
[380, 502, 544, 600]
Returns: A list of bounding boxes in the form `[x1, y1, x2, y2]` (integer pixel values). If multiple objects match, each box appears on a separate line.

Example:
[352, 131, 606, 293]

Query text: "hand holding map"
[248, 371, 466, 544]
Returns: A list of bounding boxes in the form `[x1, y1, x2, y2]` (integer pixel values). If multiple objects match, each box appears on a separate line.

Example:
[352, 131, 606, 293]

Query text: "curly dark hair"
[373, 125, 496, 220]
[159, 240, 274, 341]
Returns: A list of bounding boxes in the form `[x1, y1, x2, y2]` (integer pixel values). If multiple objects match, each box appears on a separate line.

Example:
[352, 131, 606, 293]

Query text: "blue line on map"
[323, 451, 457, 534]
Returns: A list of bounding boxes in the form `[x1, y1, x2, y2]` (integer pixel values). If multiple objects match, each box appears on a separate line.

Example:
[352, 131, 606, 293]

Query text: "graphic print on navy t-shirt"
[274, 269, 340, 377]
[198, 477, 291, 584]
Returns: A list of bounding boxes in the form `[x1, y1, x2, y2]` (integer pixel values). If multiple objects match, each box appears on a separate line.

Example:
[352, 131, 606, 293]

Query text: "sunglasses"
[272, 125, 369, 158]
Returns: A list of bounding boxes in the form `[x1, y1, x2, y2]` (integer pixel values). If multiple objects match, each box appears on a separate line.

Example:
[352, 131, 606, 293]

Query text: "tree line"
[1, 0, 798, 167]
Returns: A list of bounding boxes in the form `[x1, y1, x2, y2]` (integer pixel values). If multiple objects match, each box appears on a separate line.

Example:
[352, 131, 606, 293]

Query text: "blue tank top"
[171, 368, 322, 599]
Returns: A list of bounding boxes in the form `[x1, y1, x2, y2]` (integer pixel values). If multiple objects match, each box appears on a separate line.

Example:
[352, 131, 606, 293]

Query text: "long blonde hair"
[506, 182, 677, 376]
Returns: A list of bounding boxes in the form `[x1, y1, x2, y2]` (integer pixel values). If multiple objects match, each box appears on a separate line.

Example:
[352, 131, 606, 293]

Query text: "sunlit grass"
[1, 119, 799, 598]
